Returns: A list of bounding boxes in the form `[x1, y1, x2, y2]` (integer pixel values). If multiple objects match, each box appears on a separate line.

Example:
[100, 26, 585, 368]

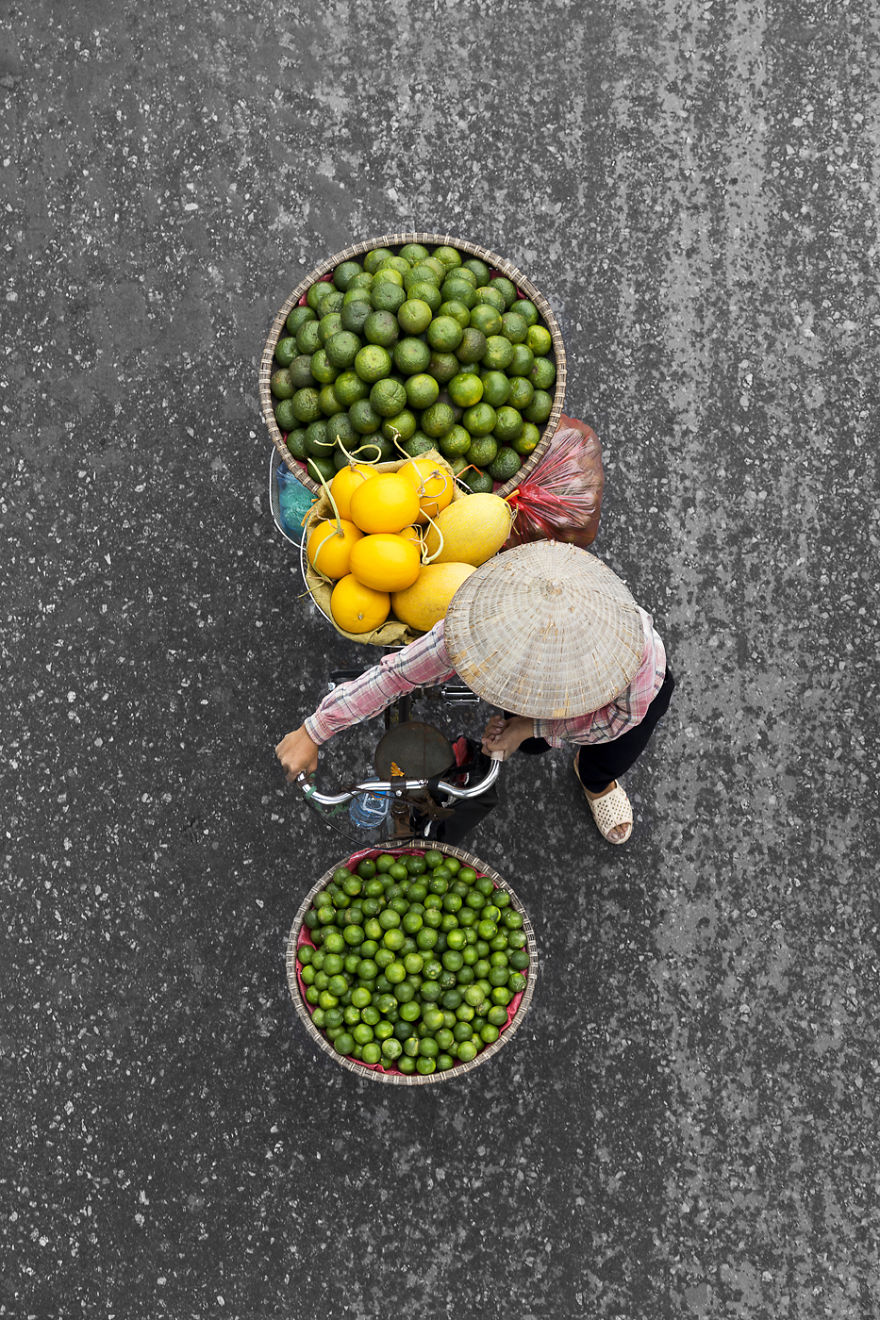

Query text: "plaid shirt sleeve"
[532, 609, 667, 747]
[303, 621, 456, 745]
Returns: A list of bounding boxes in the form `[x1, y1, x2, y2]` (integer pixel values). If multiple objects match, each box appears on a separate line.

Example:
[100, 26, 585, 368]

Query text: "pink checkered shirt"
[304, 611, 666, 748]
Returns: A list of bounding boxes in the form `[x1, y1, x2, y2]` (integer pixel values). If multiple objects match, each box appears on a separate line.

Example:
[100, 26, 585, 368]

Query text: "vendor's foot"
[573, 759, 633, 844]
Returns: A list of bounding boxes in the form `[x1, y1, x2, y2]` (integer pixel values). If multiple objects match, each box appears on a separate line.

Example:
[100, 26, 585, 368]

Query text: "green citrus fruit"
[310, 349, 338, 384]
[427, 351, 459, 383]
[438, 424, 472, 458]
[285, 305, 316, 335]
[427, 315, 463, 352]
[402, 431, 434, 457]
[469, 303, 502, 336]
[456, 327, 487, 363]
[488, 447, 521, 483]
[463, 257, 490, 284]
[489, 276, 518, 308]
[448, 372, 484, 408]
[319, 384, 343, 416]
[523, 389, 553, 423]
[393, 337, 432, 375]
[291, 387, 321, 423]
[324, 331, 361, 370]
[328, 413, 357, 449]
[440, 278, 476, 308]
[397, 298, 433, 335]
[274, 397, 297, 431]
[421, 401, 456, 438]
[512, 298, 539, 326]
[404, 373, 439, 410]
[482, 335, 514, 370]
[399, 242, 429, 264]
[304, 420, 333, 456]
[340, 301, 371, 334]
[508, 344, 535, 377]
[462, 402, 497, 437]
[296, 320, 322, 354]
[526, 324, 552, 355]
[332, 259, 363, 291]
[354, 344, 392, 383]
[305, 454, 336, 483]
[507, 377, 534, 410]
[318, 312, 343, 345]
[363, 310, 399, 347]
[363, 247, 394, 274]
[274, 336, 296, 366]
[511, 421, 541, 455]
[493, 406, 524, 444]
[473, 285, 506, 312]
[349, 398, 382, 434]
[500, 311, 528, 343]
[437, 299, 471, 328]
[286, 355, 314, 389]
[480, 370, 510, 407]
[285, 427, 307, 458]
[369, 377, 407, 418]
[407, 281, 442, 313]
[371, 281, 407, 313]
[382, 408, 416, 442]
[332, 370, 369, 407]
[377, 254, 410, 277]
[530, 356, 556, 390]
[464, 435, 498, 468]
[403, 263, 441, 290]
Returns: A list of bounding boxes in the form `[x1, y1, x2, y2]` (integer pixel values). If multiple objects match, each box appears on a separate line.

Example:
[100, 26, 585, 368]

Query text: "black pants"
[515, 666, 676, 791]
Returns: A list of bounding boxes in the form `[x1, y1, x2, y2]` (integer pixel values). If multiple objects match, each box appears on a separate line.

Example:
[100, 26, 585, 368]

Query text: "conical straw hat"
[443, 542, 645, 719]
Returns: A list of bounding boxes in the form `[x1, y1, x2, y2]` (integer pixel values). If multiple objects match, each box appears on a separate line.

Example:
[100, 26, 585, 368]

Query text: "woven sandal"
[573, 759, 633, 844]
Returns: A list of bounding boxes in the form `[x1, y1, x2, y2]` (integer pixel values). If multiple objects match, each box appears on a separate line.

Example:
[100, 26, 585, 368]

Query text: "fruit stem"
[420, 509, 445, 564]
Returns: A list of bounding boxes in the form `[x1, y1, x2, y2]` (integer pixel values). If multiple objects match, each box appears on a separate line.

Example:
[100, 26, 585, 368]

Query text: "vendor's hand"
[480, 714, 534, 761]
[275, 725, 320, 783]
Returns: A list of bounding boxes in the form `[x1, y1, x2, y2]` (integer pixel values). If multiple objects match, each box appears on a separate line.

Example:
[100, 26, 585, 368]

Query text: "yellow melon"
[349, 532, 422, 592]
[330, 574, 390, 634]
[391, 562, 476, 632]
[397, 456, 454, 523]
[423, 492, 513, 566]
[349, 472, 421, 534]
[329, 463, 376, 521]
[306, 518, 363, 579]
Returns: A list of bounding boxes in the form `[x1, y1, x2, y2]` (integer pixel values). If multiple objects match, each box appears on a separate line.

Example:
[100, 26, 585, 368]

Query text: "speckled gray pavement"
[3, 2, 879, 1317]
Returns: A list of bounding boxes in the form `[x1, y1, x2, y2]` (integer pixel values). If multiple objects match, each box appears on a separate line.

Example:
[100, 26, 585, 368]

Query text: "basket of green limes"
[260, 232, 566, 500]
[287, 841, 538, 1084]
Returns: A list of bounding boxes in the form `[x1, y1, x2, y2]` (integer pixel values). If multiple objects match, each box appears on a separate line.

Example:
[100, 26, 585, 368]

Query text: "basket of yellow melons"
[302, 451, 515, 645]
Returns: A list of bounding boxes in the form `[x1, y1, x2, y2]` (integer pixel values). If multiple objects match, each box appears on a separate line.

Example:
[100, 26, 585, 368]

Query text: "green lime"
[291, 388, 321, 423]
[507, 377, 534, 410]
[296, 319, 322, 354]
[438, 299, 471, 328]
[427, 351, 459, 383]
[303, 419, 332, 457]
[332, 260, 363, 291]
[370, 377, 407, 418]
[371, 281, 407, 315]
[421, 401, 456, 438]
[500, 311, 528, 343]
[431, 245, 462, 269]
[404, 373, 439, 410]
[464, 435, 498, 468]
[526, 324, 552, 355]
[402, 431, 434, 457]
[399, 242, 429, 264]
[462, 402, 497, 437]
[377, 254, 410, 277]
[427, 316, 463, 352]
[285, 305, 316, 335]
[397, 298, 433, 335]
[325, 331, 361, 370]
[349, 398, 382, 434]
[480, 370, 510, 407]
[508, 344, 535, 377]
[363, 310, 399, 347]
[530, 356, 556, 390]
[419, 256, 447, 281]
[469, 303, 502, 336]
[407, 281, 442, 313]
[354, 344, 392, 383]
[319, 384, 343, 416]
[363, 247, 394, 274]
[305, 454, 335, 484]
[440, 278, 476, 308]
[274, 336, 297, 367]
[488, 446, 522, 483]
[340, 300, 371, 335]
[512, 298, 539, 326]
[342, 286, 370, 306]
[284, 430, 307, 462]
[511, 421, 541, 456]
[482, 335, 514, 370]
[456, 327, 487, 364]
[318, 312, 343, 345]
[274, 398, 297, 431]
[456, 1039, 478, 1063]
[393, 336, 432, 375]
[403, 263, 441, 290]
[348, 271, 373, 291]
[270, 368, 294, 400]
[524, 389, 553, 423]
[463, 257, 490, 284]
[306, 280, 332, 311]
[382, 408, 416, 442]
[493, 406, 524, 444]
[438, 424, 472, 458]
[448, 372, 484, 408]
[473, 285, 506, 312]
[489, 276, 518, 308]
[310, 349, 337, 385]
[332, 370, 369, 408]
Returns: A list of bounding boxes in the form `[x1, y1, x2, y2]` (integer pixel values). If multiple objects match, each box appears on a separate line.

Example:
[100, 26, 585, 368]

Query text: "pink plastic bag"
[506, 416, 605, 548]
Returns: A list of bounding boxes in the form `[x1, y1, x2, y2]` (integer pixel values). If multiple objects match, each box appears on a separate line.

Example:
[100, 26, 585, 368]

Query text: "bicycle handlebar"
[296, 752, 503, 806]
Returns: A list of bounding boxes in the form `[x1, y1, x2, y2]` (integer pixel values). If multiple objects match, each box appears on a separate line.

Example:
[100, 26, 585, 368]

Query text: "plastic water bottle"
[276, 466, 315, 542]
[349, 790, 390, 830]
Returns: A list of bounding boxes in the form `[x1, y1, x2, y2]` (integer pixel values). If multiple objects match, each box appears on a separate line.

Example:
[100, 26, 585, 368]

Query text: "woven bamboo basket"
[260, 232, 567, 500]
[286, 840, 538, 1085]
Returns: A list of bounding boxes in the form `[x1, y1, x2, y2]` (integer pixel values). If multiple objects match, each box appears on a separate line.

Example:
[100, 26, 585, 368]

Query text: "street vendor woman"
[275, 541, 674, 845]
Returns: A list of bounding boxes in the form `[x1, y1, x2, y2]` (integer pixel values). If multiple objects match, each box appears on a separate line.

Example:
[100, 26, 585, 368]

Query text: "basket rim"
[259, 232, 567, 498]
[285, 839, 538, 1085]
